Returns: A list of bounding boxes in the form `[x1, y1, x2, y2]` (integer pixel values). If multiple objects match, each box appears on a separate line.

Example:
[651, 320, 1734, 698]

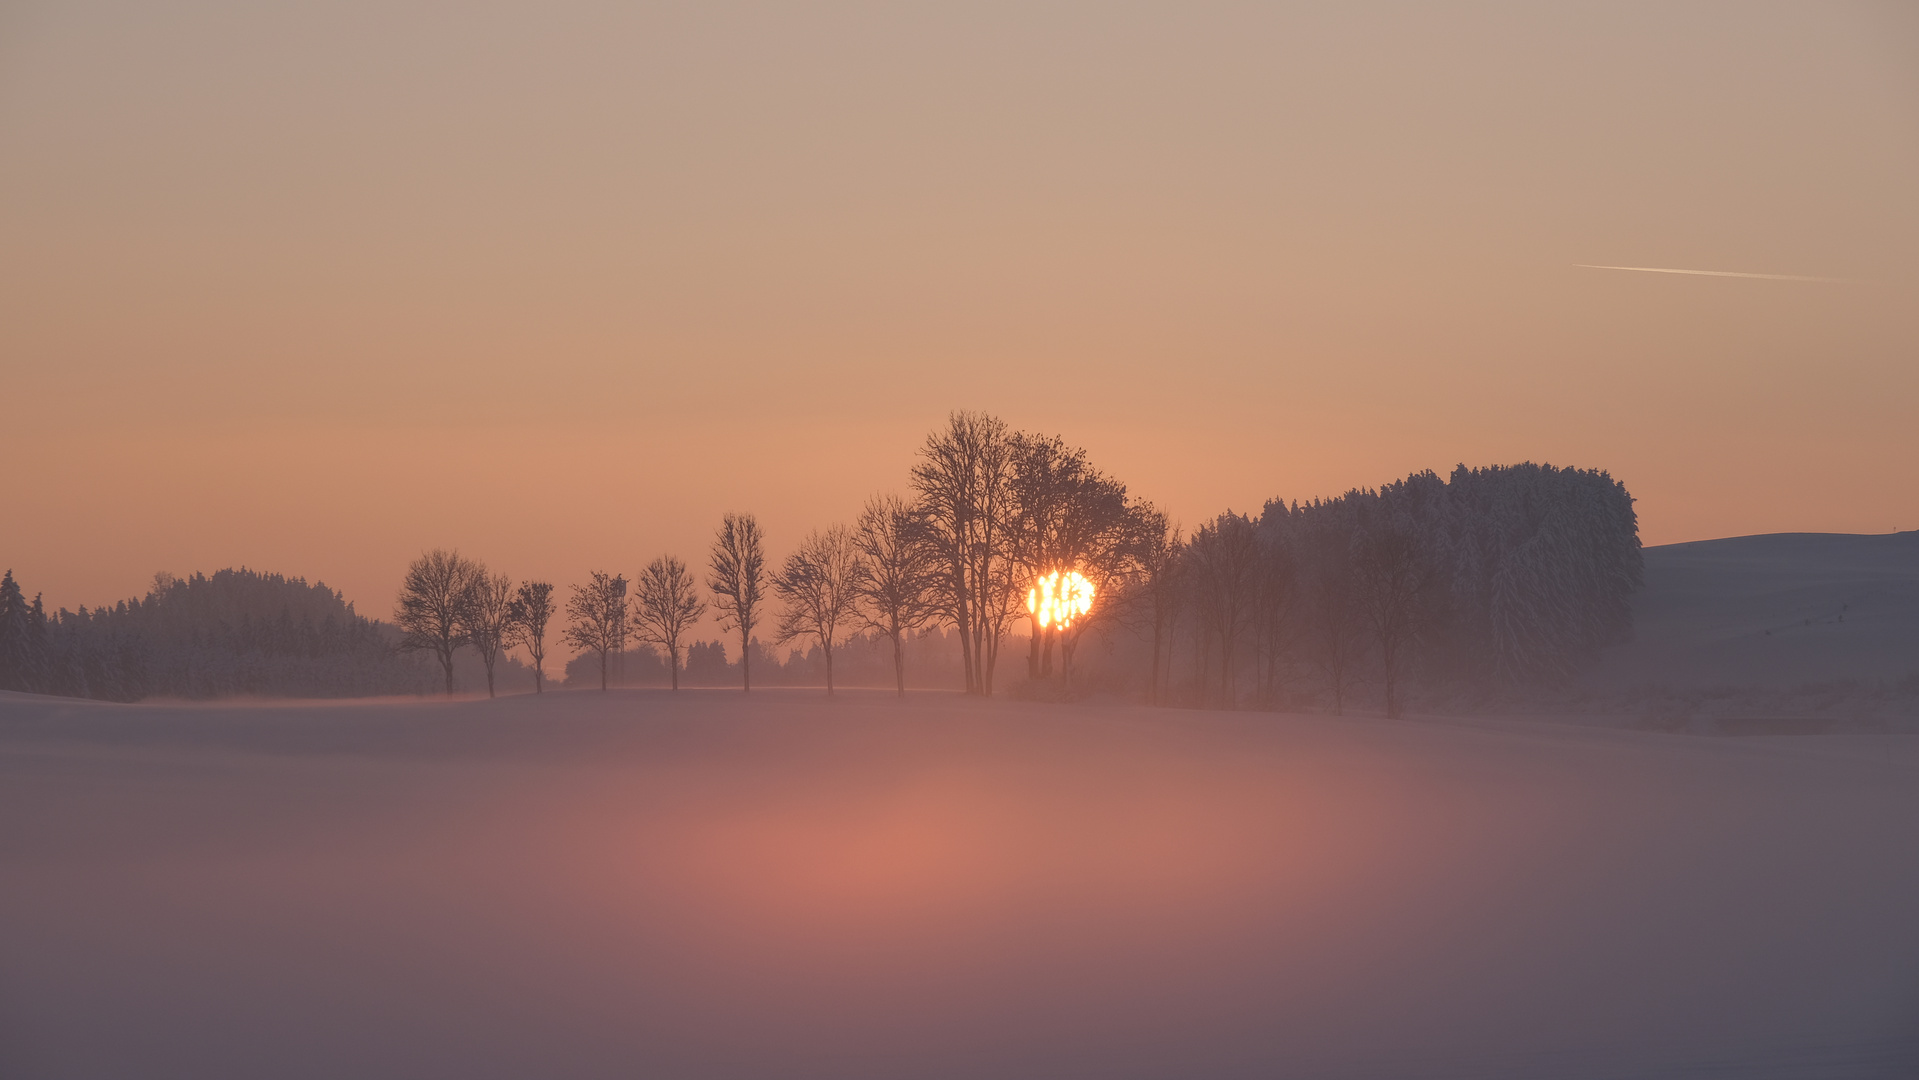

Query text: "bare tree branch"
[394, 549, 482, 696]
[707, 513, 765, 692]
[634, 555, 707, 691]
[772, 525, 861, 695]
[504, 581, 556, 694]
[563, 572, 628, 692]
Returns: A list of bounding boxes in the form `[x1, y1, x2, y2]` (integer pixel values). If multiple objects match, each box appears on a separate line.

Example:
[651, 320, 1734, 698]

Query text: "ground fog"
[2, 690, 1915, 1079]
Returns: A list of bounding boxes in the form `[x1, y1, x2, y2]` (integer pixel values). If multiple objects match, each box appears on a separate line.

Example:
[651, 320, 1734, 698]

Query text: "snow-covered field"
[1587, 531, 1919, 694]
[3, 689, 1916, 1079]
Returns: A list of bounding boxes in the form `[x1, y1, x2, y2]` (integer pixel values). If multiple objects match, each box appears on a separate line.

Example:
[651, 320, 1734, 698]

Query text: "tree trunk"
[957, 605, 976, 694]
[741, 629, 752, 692]
[1149, 617, 1163, 705]
[1221, 630, 1234, 709]
[670, 645, 680, 690]
[824, 642, 835, 696]
[1192, 631, 1204, 708]
[598, 649, 608, 691]
[893, 634, 906, 697]
[1382, 636, 1399, 719]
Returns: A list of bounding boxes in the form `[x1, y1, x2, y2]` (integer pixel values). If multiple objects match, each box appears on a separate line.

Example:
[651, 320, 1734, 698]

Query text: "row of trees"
[392, 551, 555, 697]
[418, 413, 1166, 698]
[9, 414, 1642, 712]
[457, 501, 946, 697]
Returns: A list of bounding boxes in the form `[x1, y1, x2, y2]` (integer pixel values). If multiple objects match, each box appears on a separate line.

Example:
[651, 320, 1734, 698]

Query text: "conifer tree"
[0, 570, 33, 692]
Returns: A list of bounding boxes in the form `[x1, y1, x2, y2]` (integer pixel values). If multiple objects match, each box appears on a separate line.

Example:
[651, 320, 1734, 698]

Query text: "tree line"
[393, 413, 1169, 698]
[1145, 462, 1642, 716]
[5, 413, 1641, 712]
[0, 568, 430, 700]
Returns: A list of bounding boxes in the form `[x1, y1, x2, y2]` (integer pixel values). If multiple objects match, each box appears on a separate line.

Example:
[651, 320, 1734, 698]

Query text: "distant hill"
[1582, 531, 1919, 694]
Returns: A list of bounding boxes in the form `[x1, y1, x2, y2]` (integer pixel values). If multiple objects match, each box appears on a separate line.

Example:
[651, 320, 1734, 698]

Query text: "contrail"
[1576, 264, 1848, 283]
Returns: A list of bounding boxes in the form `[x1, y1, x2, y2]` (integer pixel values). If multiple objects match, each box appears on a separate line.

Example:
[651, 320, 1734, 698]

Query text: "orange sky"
[3, 2, 1916, 618]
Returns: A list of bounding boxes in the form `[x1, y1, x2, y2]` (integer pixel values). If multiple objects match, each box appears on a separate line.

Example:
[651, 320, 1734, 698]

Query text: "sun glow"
[1027, 570, 1095, 630]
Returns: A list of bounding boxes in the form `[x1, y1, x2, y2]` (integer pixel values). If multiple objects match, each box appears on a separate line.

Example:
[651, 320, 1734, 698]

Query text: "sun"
[1026, 570, 1095, 630]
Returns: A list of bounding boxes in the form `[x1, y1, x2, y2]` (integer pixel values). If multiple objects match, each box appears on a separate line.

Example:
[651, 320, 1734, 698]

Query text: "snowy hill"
[1584, 531, 1919, 693]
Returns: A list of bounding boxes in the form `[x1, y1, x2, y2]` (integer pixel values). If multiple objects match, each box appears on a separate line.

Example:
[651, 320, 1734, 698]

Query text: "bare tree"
[1354, 521, 1431, 719]
[395, 549, 482, 695]
[1049, 491, 1147, 689]
[1007, 432, 1083, 679]
[707, 513, 765, 692]
[910, 411, 1020, 696]
[1122, 514, 1183, 705]
[504, 581, 556, 694]
[851, 494, 939, 696]
[1188, 513, 1261, 708]
[460, 568, 514, 698]
[564, 571, 628, 692]
[1004, 433, 1107, 682]
[1301, 521, 1366, 715]
[1252, 523, 1299, 707]
[773, 526, 862, 695]
[633, 555, 707, 691]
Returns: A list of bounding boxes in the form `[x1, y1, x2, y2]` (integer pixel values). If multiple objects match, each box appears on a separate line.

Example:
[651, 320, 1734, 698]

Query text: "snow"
[1586, 531, 1919, 692]
[3, 689, 1916, 1078]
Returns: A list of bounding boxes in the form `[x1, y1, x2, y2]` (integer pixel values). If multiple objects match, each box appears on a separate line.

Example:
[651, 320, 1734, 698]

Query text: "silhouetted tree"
[634, 555, 707, 691]
[564, 571, 628, 692]
[1055, 501, 1156, 689]
[851, 493, 940, 695]
[1255, 463, 1639, 709]
[396, 549, 482, 695]
[1354, 519, 1432, 720]
[912, 411, 1020, 695]
[1434, 463, 1641, 684]
[460, 568, 514, 698]
[708, 513, 766, 692]
[773, 526, 862, 695]
[1006, 432, 1143, 685]
[1188, 512, 1261, 707]
[1121, 518, 1184, 705]
[1251, 506, 1301, 706]
[0, 570, 49, 694]
[1007, 432, 1084, 679]
[505, 581, 556, 693]
[1296, 506, 1366, 714]
[682, 640, 732, 684]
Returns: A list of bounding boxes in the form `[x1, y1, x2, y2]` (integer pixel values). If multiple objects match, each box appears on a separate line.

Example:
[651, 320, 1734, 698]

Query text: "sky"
[3, 1, 1916, 618]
